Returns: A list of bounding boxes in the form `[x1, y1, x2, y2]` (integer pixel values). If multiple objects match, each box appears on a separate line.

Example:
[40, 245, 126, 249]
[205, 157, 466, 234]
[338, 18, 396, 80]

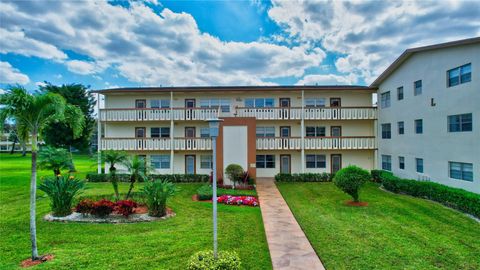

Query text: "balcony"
[256, 136, 376, 150]
[236, 107, 377, 120]
[100, 138, 212, 151]
[100, 106, 377, 122]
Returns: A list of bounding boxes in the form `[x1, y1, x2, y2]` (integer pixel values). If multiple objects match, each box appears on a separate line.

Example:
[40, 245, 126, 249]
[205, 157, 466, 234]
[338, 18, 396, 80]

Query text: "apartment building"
[94, 86, 377, 183]
[371, 37, 479, 193]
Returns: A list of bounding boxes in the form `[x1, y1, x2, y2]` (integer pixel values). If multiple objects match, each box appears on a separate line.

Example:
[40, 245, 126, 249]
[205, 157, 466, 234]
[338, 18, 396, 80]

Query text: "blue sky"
[0, 0, 479, 92]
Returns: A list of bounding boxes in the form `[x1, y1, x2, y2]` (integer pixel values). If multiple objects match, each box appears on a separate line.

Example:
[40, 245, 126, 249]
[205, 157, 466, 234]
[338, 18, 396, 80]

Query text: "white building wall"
[377, 43, 480, 193]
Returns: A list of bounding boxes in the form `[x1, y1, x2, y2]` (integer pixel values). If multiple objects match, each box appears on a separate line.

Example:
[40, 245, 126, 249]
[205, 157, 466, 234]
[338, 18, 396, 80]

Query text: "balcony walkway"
[256, 178, 325, 270]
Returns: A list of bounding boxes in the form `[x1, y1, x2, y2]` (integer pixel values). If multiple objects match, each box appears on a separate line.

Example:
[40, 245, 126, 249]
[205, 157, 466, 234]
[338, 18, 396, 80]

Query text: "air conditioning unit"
[417, 173, 431, 181]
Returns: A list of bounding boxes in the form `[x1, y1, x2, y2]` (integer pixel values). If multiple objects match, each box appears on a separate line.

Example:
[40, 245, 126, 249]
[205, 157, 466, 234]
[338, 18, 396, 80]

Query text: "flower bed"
[217, 195, 259, 207]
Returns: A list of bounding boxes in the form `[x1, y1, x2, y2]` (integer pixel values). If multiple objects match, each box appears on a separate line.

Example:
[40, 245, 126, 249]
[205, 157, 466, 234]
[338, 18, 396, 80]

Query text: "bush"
[115, 200, 138, 217]
[38, 146, 73, 176]
[38, 175, 85, 217]
[75, 199, 94, 215]
[371, 169, 392, 183]
[90, 199, 115, 217]
[197, 185, 213, 201]
[86, 173, 209, 183]
[380, 174, 480, 218]
[274, 173, 332, 182]
[143, 180, 177, 217]
[187, 250, 241, 270]
[225, 164, 244, 186]
[333, 165, 371, 202]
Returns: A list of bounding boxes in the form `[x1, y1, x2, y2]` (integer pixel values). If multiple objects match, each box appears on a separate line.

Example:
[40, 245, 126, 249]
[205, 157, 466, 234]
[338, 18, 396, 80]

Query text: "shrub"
[90, 199, 115, 217]
[371, 169, 392, 183]
[333, 165, 371, 202]
[187, 250, 241, 270]
[115, 200, 138, 217]
[197, 185, 213, 201]
[38, 146, 73, 176]
[217, 195, 259, 207]
[380, 174, 480, 218]
[38, 175, 85, 217]
[143, 180, 177, 217]
[274, 173, 332, 182]
[225, 164, 244, 187]
[75, 199, 94, 215]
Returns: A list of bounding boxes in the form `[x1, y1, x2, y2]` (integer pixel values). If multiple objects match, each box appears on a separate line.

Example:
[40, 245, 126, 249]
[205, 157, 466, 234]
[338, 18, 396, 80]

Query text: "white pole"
[97, 93, 102, 174]
[212, 135, 218, 259]
[301, 90, 305, 173]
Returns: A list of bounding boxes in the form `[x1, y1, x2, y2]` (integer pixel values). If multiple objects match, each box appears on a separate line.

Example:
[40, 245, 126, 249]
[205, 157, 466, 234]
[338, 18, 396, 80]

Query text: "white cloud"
[0, 61, 30, 84]
[0, 0, 326, 86]
[269, 0, 480, 84]
[35, 81, 47, 87]
[0, 88, 5, 94]
[296, 74, 358, 85]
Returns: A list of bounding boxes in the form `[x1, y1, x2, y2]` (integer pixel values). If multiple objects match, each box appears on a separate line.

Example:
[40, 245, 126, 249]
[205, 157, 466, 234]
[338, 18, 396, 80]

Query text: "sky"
[0, 0, 479, 92]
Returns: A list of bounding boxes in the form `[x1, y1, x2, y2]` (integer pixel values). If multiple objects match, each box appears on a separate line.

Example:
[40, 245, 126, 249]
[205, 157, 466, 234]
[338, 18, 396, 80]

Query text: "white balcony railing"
[100, 138, 212, 151]
[100, 107, 377, 122]
[256, 136, 376, 150]
[236, 107, 376, 120]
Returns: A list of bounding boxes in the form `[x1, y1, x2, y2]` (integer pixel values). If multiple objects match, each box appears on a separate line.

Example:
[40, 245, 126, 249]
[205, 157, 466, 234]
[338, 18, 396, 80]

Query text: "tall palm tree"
[122, 155, 150, 200]
[102, 150, 128, 200]
[0, 86, 84, 261]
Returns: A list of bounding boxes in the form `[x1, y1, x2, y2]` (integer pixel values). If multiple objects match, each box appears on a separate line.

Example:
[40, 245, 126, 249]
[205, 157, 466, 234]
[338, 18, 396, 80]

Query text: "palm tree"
[102, 150, 128, 200]
[122, 155, 150, 200]
[38, 146, 72, 176]
[0, 86, 84, 261]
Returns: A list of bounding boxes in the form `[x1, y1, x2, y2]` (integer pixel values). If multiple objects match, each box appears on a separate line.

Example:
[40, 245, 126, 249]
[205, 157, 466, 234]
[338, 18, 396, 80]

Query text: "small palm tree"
[0, 86, 84, 261]
[102, 150, 128, 200]
[38, 146, 72, 176]
[122, 155, 150, 200]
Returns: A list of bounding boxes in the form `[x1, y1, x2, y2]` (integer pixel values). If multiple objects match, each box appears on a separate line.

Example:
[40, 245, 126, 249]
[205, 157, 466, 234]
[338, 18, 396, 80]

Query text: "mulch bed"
[44, 207, 175, 223]
[21, 254, 54, 268]
[345, 201, 369, 207]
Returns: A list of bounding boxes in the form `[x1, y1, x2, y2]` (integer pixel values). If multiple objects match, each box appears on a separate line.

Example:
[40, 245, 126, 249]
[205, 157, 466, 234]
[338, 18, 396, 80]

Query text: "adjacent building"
[93, 86, 377, 183]
[371, 37, 479, 193]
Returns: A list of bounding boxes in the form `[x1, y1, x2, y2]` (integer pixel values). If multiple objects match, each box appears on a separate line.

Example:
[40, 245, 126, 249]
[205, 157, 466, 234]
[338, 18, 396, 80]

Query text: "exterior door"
[279, 98, 291, 107]
[185, 99, 196, 108]
[279, 98, 291, 119]
[185, 99, 196, 119]
[135, 99, 146, 120]
[280, 155, 291, 174]
[185, 155, 196, 174]
[331, 154, 342, 174]
[135, 127, 146, 150]
[185, 127, 196, 149]
[280, 126, 291, 149]
[331, 126, 342, 148]
[330, 98, 341, 107]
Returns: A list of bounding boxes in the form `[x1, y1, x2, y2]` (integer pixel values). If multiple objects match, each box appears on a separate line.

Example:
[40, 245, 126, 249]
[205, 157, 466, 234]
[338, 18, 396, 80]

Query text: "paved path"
[256, 178, 325, 270]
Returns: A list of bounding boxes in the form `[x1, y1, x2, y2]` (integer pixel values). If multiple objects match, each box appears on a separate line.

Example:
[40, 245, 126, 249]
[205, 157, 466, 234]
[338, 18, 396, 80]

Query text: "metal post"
[97, 93, 102, 173]
[212, 135, 218, 259]
[301, 90, 305, 173]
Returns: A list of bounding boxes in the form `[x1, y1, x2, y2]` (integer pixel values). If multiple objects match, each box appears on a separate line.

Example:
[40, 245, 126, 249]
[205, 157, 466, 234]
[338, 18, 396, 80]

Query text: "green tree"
[122, 155, 150, 200]
[333, 165, 371, 202]
[225, 164, 244, 188]
[102, 150, 128, 200]
[0, 86, 84, 261]
[40, 83, 96, 170]
[38, 146, 72, 176]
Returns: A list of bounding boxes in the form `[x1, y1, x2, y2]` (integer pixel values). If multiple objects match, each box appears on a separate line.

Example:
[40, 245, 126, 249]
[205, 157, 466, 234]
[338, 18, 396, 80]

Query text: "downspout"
[97, 93, 102, 173]
[301, 90, 305, 174]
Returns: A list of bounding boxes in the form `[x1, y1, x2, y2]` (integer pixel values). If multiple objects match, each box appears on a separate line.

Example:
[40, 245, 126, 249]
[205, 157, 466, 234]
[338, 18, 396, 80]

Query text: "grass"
[277, 182, 480, 270]
[0, 153, 271, 269]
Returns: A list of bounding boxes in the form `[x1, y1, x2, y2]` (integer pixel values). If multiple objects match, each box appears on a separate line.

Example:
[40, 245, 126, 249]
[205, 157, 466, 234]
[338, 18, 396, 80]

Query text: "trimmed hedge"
[274, 173, 333, 182]
[375, 170, 480, 218]
[86, 173, 209, 183]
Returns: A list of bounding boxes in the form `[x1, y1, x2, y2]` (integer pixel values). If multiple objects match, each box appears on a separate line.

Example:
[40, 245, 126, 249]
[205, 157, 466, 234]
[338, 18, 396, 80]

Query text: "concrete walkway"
[256, 178, 325, 270]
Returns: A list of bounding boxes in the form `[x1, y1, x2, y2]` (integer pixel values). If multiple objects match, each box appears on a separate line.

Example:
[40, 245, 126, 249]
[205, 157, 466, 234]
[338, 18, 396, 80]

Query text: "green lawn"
[277, 182, 480, 270]
[0, 154, 271, 269]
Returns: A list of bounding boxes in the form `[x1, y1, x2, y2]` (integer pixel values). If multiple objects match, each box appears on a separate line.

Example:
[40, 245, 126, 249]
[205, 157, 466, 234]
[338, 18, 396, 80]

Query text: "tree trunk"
[125, 175, 136, 200]
[68, 145, 76, 172]
[110, 166, 119, 200]
[10, 136, 17, 154]
[30, 134, 40, 260]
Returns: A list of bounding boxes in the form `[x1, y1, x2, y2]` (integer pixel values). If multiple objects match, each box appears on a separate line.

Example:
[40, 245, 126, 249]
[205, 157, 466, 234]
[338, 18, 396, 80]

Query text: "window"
[245, 98, 274, 108]
[415, 119, 423, 134]
[200, 155, 213, 169]
[448, 113, 472, 132]
[382, 155, 392, 171]
[448, 63, 471, 87]
[416, 158, 424, 173]
[256, 155, 275, 168]
[449, 162, 473, 181]
[256, 127, 275, 137]
[380, 92, 390, 108]
[200, 128, 210, 138]
[151, 155, 170, 169]
[397, 86, 404, 100]
[305, 126, 326, 137]
[414, 80, 422, 96]
[305, 98, 326, 107]
[399, 156, 405, 170]
[150, 99, 170, 108]
[151, 127, 170, 138]
[306, 155, 326, 168]
[381, 123, 391, 139]
[398, 121, 404, 135]
[200, 99, 230, 112]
